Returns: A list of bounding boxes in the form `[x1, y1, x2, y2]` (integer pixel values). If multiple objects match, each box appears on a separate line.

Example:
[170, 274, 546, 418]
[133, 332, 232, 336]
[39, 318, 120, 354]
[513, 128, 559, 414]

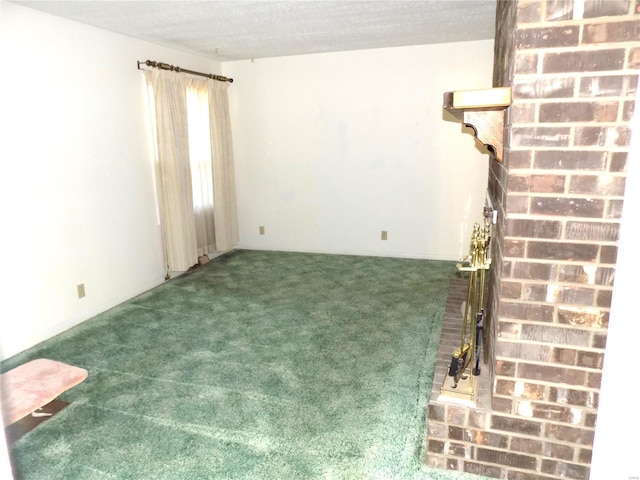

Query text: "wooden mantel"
[443, 87, 511, 162]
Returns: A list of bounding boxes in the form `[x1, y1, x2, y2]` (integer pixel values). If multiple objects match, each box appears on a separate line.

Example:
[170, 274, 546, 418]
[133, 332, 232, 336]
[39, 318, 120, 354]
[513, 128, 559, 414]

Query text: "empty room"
[1, 1, 639, 479]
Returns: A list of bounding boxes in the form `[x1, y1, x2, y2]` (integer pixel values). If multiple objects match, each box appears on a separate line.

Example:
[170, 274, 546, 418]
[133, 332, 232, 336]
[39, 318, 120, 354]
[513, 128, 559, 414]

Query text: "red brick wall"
[426, 1, 640, 478]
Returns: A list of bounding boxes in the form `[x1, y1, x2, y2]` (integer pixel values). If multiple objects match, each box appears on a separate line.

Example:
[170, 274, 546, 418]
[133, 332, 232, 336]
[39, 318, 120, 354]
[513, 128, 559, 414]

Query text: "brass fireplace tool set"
[440, 207, 493, 404]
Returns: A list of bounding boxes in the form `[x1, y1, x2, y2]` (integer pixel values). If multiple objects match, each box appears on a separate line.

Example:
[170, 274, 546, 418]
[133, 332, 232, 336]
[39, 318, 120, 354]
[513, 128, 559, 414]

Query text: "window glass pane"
[186, 87, 214, 210]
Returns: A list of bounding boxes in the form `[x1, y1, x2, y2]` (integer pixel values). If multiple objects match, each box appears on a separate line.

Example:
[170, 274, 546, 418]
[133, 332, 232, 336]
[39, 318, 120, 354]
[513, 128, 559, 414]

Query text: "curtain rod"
[137, 59, 233, 83]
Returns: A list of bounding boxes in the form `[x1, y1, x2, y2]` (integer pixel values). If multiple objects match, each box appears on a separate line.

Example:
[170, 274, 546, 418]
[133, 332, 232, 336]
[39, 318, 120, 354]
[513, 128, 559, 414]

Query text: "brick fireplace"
[425, 1, 640, 479]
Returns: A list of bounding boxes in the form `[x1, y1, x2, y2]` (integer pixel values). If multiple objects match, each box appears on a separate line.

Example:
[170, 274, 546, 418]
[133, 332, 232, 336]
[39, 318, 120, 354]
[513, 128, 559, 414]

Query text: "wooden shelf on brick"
[443, 87, 511, 162]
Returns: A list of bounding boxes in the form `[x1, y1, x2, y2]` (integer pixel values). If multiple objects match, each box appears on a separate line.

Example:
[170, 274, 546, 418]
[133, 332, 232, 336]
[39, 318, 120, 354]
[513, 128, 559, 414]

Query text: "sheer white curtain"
[146, 69, 198, 272]
[186, 78, 217, 256]
[145, 70, 239, 273]
[208, 81, 239, 252]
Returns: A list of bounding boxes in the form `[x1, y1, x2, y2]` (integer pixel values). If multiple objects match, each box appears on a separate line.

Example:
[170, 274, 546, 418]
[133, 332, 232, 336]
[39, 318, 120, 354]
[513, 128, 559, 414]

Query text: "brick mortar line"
[514, 68, 640, 79]
[503, 217, 624, 224]
[500, 278, 614, 284]
[503, 258, 616, 266]
[485, 419, 595, 436]
[502, 200, 625, 207]
[519, 122, 634, 129]
[470, 444, 592, 464]
[493, 370, 602, 380]
[429, 434, 595, 463]
[507, 192, 627, 198]
[516, 118, 634, 124]
[500, 298, 613, 306]
[515, 17, 640, 29]
[504, 233, 620, 239]
[503, 213, 624, 220]
[426, 426, 593, 448]
[428, 431, 597, 452]
[495, 317, 609, 330]
[494, 339, 607, 352]
[511, 99, 635, 107]
[467, 445, 591, 470]
[507, 169, 626, 175]
[508, 241, 619, 249]
[507, 146, 631, 153]
[473, 305, 606, 315]
[436, 399, 599, 419]
[491, 394, 600, 411]
[499, 256, 613, 264]
[492, 386, 602, 400]
[497, 334, 608, 346]
[493, 362, 604, 376]
[515, 40, 640, 55]
[497, 325, 607, 337]
[512, 96, 637, 103]
[504, 237, 620, 245]
[514, 42, 640, 55]
[495, 337, 605, 349]
[501, 274, 613, 282]
[505, 245, 618, 252]
[498, 284, 612, 294]
[507, 158, 627, 166]
[507, 145, 631, 151]
[495, 342, 606, 354]
[424, 454, 517, 477]
[492, 377, 603, 392]
[494, 340, 606, 352]
[506, 463, 588, 480]
[510, 120, 633, 127]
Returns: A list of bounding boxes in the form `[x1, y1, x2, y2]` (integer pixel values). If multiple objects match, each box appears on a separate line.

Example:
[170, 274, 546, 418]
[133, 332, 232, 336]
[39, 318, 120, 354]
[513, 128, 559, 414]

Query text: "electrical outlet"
[259, 226, 265, 235]
[381, 230, 388, 241]
[77, 283, 86, 299]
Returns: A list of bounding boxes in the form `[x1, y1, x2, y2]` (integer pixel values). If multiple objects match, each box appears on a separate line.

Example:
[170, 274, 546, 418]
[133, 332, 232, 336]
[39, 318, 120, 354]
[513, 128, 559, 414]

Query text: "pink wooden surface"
[1, 359, 88, 425]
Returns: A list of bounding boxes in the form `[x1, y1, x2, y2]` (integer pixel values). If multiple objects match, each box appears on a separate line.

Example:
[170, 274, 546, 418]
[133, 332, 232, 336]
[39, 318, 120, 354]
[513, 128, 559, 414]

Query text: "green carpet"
[3, 250, 488, 480]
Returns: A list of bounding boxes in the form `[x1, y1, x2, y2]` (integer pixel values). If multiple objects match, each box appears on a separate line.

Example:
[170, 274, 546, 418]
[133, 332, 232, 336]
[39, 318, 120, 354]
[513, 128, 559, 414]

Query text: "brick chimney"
[426, 1, 639, 478]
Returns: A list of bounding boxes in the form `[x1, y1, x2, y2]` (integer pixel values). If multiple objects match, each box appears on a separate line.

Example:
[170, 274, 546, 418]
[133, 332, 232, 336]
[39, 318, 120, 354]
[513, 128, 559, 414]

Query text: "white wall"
[0, 2, 220, 360]
[223, 40, 494, 260]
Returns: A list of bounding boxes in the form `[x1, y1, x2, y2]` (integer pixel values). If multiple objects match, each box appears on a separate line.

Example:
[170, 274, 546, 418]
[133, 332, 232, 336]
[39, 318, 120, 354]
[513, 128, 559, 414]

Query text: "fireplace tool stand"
[439, 209, 492, 405]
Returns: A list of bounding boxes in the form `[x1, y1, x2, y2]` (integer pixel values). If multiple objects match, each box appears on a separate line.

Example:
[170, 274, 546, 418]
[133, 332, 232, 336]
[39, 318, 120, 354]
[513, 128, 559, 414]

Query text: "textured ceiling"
[12, 0, 497, 61]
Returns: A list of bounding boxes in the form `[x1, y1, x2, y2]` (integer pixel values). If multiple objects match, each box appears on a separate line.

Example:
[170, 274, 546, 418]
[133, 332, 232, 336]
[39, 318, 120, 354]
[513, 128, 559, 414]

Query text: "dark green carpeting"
[3, 250, 488, 480]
